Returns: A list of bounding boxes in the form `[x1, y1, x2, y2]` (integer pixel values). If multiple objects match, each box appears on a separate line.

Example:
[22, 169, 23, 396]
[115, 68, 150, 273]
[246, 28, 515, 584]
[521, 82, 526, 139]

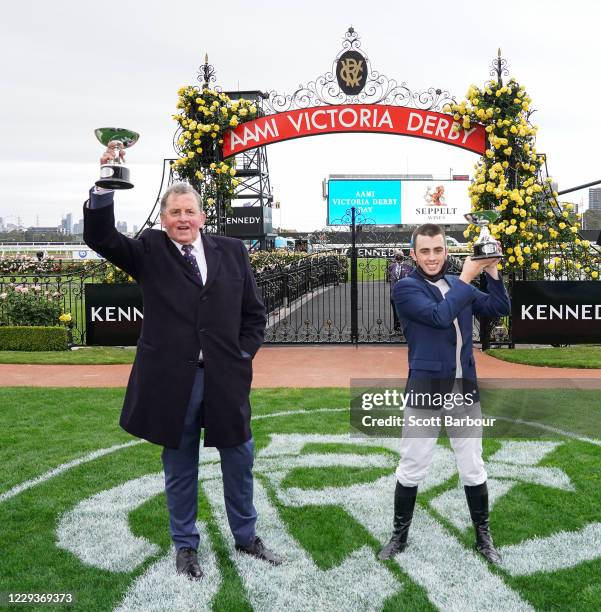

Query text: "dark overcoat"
[83, 199, 266, 449]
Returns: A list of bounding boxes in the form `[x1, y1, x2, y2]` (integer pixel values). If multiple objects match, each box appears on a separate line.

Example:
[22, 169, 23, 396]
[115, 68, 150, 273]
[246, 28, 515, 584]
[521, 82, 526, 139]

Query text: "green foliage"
[171, 86, 257, 226]
[0, 285, 62, 326]
[449, 78, 601, 279]
[0, 326, 68, 351]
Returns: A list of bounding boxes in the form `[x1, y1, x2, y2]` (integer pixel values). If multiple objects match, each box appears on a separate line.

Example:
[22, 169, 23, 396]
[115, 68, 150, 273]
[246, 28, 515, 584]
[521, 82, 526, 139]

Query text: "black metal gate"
[256, 210, 400, 343]
[257, 206, 500, 345]
[259, 252, 404, 343]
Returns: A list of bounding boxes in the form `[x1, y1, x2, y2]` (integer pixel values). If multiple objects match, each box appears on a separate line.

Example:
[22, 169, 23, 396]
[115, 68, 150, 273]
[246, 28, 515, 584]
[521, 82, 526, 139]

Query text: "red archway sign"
[222, 105, 486, 158]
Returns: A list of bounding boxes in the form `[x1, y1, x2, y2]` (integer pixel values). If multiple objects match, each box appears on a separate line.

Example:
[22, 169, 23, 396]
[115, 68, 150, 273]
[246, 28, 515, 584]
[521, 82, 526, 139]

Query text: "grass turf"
[1, 387, 600, 611]
[487, 345, 601, 369]
[3, 344, 601, 368]
[0, 346, 136, 364]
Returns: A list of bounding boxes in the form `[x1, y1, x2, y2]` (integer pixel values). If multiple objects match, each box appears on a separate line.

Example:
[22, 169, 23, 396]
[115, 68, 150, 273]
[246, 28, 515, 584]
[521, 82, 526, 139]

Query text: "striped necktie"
[181, 244, 203, 285]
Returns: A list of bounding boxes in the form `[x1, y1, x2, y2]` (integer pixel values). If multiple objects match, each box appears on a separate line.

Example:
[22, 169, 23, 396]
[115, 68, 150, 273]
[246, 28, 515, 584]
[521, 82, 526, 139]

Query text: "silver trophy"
[95, 127, 139, 189]
[464, 210, 503, 260]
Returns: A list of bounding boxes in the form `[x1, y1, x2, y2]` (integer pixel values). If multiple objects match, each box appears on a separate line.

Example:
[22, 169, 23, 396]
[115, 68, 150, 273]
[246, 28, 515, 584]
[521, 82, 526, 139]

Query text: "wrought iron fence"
[2, 243, 599, 347]
[0, 261, 114, 345]
[255, 253, 348, 342]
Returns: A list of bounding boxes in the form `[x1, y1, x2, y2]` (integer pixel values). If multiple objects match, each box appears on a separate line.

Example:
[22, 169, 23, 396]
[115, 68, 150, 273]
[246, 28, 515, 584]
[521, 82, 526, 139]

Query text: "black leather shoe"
[235, 536, 283, 565]
[176, 546, 203, 580]
[378, 482, 418, 560]
[464, 482, 502, 564]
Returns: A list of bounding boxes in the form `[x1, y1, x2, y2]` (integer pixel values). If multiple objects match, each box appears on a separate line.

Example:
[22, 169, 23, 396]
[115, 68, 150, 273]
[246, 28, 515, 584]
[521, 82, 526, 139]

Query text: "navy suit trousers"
[161, 368, 257, 550]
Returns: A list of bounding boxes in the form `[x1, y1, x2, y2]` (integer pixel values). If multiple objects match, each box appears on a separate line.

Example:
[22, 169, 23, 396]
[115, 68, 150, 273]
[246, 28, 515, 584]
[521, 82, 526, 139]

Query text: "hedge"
[0, 326, 68, 351]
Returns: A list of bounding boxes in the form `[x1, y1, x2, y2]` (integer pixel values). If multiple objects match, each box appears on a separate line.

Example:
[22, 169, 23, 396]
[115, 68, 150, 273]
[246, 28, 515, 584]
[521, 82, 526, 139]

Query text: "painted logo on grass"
[54, 431, 601, 611]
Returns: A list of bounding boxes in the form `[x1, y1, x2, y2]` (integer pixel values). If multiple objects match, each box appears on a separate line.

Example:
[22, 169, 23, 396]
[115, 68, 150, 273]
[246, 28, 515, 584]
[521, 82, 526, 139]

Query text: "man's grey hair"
[160, 182, 202, 213]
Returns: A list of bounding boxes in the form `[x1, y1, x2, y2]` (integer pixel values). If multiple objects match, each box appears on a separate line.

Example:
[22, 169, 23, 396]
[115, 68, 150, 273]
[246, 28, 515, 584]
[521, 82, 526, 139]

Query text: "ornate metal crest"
[263, 27, 456, 114]
[336, 49, 368, 95]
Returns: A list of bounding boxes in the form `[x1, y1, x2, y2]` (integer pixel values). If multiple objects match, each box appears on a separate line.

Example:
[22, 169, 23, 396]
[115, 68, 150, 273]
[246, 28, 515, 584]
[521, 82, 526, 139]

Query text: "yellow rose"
[592, 271, 599, 279]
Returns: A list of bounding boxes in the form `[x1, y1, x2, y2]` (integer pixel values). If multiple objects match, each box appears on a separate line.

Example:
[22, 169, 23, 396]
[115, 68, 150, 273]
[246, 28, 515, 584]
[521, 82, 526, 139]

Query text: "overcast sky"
[1, 0, 599, 233]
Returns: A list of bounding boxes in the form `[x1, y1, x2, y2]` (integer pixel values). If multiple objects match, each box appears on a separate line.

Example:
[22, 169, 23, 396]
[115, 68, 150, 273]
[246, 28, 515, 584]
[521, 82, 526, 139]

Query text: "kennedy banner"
[225, 206, 272, 237]
[85, 284, 143, 346]
[222, 105, 486, 158]
[512, 281, 601, 344]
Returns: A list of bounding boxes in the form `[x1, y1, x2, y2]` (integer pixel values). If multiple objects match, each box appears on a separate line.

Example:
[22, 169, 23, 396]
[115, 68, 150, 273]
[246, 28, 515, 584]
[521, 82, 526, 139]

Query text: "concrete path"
[1, 346, 600, 388]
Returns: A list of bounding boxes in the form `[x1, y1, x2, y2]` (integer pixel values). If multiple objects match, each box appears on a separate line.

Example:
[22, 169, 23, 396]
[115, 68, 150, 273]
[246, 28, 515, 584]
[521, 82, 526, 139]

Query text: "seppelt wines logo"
[414, 184, 458, 220]
[424, 185, 448, 207]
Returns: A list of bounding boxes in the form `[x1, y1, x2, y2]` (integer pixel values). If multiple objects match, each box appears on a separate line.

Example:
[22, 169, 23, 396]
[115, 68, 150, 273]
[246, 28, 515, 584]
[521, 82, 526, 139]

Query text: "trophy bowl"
[464, 210, 504, 260]
[95, 127, 139, 190]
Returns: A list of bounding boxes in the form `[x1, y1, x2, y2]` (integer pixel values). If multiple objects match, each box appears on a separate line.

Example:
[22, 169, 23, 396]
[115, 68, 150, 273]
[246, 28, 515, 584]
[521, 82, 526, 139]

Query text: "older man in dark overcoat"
[84, 163, 281, 579]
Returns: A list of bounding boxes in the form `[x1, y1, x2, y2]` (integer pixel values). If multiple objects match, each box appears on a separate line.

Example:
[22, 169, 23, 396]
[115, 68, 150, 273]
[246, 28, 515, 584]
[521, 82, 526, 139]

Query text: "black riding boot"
[464, 482, 502, 564]
[378, 482, 418, 560]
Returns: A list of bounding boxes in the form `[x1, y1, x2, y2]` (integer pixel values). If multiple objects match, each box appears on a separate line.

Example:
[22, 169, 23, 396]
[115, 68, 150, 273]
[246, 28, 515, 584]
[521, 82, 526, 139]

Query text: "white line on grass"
[500, 523, 601, 576]
[0, 440, 144, 503]
[46, 425, 597, 610]
[56, 464, 223, 572]
[430, 441, 572, 531]
[1, 406, 599, 507]
[264, 435, 533, 612]
[485, 414, 601, 447]
[202, 475, 402, 611]
[56, 473, 165, 572]
[0, 408, 347, 505]
[430, 478, 516, 532]
[114, 523, 221, 611]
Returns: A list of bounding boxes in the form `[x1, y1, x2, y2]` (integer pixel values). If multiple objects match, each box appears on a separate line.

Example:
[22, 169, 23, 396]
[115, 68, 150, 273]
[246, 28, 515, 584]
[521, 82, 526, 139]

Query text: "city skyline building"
[589, 188, 601, 211]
